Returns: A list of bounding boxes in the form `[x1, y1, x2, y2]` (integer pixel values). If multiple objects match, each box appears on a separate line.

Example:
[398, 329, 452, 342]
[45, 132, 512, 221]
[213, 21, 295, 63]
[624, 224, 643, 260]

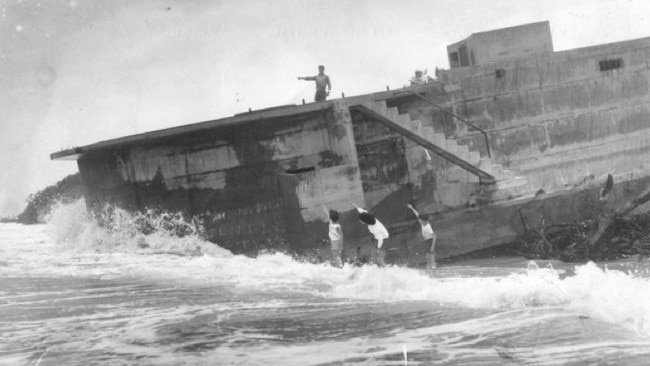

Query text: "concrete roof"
[50, 84, 438, 161]
[50, 101, 335, 161]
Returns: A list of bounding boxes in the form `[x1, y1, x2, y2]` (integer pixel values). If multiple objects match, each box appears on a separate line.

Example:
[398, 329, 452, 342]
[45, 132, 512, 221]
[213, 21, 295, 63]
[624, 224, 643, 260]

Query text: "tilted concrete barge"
[52, 21, 650, 264]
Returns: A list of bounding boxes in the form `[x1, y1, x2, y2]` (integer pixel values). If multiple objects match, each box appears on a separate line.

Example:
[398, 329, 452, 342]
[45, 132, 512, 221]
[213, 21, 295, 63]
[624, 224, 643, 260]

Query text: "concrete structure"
[447, 21, 553, 68]
[52, 21, 650, 265]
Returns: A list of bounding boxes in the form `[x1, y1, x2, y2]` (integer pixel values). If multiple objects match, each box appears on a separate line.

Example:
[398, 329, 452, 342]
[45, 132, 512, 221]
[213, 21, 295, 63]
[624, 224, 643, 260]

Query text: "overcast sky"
[1, 0, 649, 216]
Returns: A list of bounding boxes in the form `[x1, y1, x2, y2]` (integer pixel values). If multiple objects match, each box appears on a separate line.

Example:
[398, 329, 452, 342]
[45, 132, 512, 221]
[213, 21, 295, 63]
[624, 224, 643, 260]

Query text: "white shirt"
[421, 222, 435, 240]
[329, 222, 342, 241]
[368, 220, 389, 240]
[356, 207, 389, 248]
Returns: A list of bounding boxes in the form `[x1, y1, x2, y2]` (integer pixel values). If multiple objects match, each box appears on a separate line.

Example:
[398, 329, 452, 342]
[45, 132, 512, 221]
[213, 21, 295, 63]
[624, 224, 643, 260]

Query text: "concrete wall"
[343, 85, 485, 261]
[353, 36, 650, 259]
[78, 107, 366, 255]
[75, 34, 650, 262]
[387, 85, 481, 214]
[437, 37, 650, 195]
[348, 91, 478, 222]
[447, 21, 552, 68]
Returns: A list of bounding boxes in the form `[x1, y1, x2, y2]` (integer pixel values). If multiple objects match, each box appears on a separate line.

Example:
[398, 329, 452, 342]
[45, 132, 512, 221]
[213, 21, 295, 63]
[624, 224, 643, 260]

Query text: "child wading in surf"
[407, 203, 437, 270]
[322, 205, 343, 267]
[355, 206, 389, 266]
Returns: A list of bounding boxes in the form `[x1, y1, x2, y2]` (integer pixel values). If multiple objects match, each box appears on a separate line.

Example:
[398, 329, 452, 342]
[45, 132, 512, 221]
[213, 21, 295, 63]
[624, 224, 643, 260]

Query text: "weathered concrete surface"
[350, 107, 411, 226]
[58, 26, 650, 263]
[346, 174, 650, 265]
[78, 153, 142, 213]
[349, 34, 650, 261]
[447, 21, 552, 68]
[288, 165, 365, 223]
[75, 107, 367, 255]
[435, 36, 650, 190]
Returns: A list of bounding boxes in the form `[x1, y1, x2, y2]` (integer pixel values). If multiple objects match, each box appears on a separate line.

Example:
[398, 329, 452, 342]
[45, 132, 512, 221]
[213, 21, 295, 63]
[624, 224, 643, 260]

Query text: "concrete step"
[411, 120, 423, 135]
[468, 151, 481, 165]
[397, 113, 411, 127]
[359, 101, 507, 185]
[421, 126, 435, 141]
[365, 101, 474, 164]
[364, 100, 489, 161]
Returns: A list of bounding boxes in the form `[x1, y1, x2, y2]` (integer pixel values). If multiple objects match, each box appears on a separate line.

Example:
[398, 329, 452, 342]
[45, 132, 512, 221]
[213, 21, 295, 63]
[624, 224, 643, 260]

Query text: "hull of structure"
[58, 30, 650, 264]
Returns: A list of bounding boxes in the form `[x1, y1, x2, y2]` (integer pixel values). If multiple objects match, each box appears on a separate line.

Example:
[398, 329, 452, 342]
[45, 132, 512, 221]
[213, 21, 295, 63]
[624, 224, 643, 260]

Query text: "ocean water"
[1, 202, 650, 365]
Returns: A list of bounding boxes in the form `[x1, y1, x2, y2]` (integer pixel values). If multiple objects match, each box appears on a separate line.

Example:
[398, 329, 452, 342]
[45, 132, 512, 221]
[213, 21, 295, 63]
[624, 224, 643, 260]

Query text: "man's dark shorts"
[315, 89, 327, 102]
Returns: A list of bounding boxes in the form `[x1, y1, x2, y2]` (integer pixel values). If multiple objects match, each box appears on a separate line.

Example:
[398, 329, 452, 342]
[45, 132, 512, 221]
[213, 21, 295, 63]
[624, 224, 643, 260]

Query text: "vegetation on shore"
[16, 173, 83, 224]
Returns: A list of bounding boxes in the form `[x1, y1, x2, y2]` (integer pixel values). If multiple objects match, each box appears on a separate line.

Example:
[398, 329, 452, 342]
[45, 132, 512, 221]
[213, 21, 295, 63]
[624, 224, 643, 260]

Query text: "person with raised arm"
[407, 203, 437, 270]
[322, 204, 343, 267]
[354, 205, 389, 267]
[297, 65, 331, 102]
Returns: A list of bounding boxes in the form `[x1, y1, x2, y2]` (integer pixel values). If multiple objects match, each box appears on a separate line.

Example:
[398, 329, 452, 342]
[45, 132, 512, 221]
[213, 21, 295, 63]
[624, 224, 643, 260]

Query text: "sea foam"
[30, 200, 650, 337]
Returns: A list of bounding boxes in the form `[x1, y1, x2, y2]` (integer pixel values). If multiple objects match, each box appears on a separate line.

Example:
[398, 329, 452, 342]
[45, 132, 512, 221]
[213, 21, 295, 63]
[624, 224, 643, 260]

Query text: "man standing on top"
[298, 65, 331, 102]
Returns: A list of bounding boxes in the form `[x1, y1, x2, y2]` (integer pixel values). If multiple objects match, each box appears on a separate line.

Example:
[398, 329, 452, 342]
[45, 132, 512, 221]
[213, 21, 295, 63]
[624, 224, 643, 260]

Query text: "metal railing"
[393, 89, 492, 158]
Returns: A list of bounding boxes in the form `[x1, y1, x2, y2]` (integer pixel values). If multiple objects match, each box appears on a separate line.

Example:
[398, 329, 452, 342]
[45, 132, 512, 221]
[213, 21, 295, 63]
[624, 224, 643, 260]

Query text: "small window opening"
[285, 166, 315, 174]
[449, 52, 459, 68]
[599, 58, 623, 72]
[458, 45, 469, 67]
[495, 69, 506, 78]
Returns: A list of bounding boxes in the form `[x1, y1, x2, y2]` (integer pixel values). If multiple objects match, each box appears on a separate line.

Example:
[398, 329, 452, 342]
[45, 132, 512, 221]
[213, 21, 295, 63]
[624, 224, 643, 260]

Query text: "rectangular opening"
[284, 167, 315, 174]
[599, 58, 623, 72]
[458, 45, 469, 67]
[449, 52, 459, 68]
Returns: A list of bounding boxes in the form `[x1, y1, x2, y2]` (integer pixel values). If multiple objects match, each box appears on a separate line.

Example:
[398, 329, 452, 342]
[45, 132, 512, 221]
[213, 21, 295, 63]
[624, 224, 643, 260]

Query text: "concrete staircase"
[354, 100, 530, 201]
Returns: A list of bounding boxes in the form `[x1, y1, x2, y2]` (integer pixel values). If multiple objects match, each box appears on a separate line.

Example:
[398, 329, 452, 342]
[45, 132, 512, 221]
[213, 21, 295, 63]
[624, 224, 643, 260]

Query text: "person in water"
[322, 205, 343, 267]
[297, 65, 332, 102]
[407, 203, 437, 270]
[355, 206, 389, 267]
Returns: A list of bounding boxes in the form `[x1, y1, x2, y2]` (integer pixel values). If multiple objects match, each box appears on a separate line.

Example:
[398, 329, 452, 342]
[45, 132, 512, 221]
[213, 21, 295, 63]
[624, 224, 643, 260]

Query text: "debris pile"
[515, 174, 650, 262]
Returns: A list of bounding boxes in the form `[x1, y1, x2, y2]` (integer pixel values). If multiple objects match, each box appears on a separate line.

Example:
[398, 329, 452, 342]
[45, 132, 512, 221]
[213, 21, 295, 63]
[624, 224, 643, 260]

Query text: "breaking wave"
[46, 199, 229, 257]
[37, 200, 650, 337]
[333, 262, 650, 336]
